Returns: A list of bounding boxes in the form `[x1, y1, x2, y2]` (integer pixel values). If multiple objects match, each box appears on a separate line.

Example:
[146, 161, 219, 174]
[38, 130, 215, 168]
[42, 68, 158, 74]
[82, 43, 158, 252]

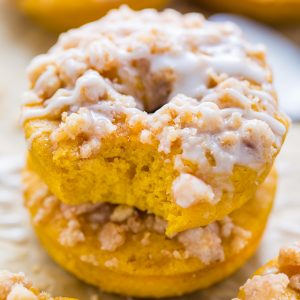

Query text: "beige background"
[0, 0, 299, 299]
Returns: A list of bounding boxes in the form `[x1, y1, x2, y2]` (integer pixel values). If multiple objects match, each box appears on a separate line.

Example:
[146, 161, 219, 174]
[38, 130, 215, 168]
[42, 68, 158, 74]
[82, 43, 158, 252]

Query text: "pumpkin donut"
[21, 7, 288, 236]
[23, 168, 277, 298]
[16, 0, 169, 32]
[235, 242, 300, 299]
[0, 270, 76, 300]
[194, 0, 300, 24]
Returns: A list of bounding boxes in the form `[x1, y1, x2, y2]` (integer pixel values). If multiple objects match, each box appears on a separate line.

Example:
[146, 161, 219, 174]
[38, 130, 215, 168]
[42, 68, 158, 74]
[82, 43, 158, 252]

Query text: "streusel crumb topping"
[0, 271, 53, 300]
[239, 274, 290, 300]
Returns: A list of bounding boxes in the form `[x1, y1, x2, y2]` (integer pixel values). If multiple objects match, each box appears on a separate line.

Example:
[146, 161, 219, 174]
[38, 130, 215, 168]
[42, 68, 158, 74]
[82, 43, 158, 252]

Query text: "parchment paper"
[0, 1, 300, 299]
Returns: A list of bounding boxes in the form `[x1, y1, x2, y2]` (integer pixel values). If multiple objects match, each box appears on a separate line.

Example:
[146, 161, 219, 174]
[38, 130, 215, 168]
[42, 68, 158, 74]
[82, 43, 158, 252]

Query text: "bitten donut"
[235, 242, 300, 299]
[23, 168, 277, 297]
[16, 0, 169, 32]
[0, 270, 76, 300]
[22, 7, 288, 235]
[195, 0, 300, 24]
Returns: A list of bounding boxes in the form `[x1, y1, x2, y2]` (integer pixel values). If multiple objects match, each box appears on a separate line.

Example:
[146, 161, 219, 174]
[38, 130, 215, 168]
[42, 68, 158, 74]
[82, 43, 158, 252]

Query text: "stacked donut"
[21, 7, 289, 297]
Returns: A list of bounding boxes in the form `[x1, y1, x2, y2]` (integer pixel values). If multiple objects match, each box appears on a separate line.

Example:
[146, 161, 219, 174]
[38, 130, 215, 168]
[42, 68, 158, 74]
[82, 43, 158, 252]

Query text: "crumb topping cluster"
[236, 274, 290, 300]
[278, 243, 300, 292]
[0, 271, 49, 300]
[22, 6, 287, 208]
[24, 172, 251, 267]
[235, 243, 300, 300]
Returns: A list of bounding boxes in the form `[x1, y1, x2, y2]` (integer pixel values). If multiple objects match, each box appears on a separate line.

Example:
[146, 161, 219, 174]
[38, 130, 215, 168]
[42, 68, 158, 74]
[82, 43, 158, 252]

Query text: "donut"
[194, 0, 300, 24]
[0, 270, 75, 300]
[23, 168, 277, 297]
[21, 7, 289, 236]
[16, 0, 169, 32]
[235, 242, 300, 299]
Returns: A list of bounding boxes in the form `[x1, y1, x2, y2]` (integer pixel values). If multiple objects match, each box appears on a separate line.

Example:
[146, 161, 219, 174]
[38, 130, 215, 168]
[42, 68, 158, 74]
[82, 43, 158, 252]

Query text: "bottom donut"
[235, 242, 300, 299]
[23, 169, 277, 298]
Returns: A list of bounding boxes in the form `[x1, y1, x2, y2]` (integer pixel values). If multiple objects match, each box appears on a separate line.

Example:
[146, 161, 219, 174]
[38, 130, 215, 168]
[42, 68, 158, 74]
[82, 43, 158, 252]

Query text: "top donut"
[21, 6, 289, 235]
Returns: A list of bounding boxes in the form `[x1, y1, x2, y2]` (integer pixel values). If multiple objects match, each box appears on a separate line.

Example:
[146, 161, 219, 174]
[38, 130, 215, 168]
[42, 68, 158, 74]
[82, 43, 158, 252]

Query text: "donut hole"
[84, 64, 173, 114]
[139, 68, 175, 113]
[117, 59, 176, 113]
